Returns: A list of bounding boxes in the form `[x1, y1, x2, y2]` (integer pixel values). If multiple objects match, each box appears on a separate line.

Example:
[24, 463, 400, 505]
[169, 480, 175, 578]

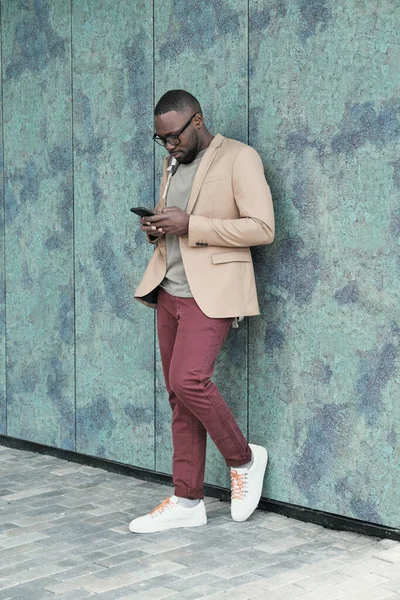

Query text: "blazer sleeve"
[188, 145, 274, 248]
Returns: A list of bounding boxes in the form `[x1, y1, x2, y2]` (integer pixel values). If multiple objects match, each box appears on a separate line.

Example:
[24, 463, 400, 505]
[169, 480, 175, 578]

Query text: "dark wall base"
[1, 434, 399, 541]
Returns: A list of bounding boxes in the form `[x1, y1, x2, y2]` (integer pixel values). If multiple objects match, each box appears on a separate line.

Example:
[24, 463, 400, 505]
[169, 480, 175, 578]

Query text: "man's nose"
[165, 140, 179, 152]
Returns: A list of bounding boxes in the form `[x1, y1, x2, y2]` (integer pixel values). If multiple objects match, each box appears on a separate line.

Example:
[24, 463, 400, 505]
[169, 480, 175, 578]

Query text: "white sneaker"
[128, 495, 207, 533]
[230, 444, 268, 522]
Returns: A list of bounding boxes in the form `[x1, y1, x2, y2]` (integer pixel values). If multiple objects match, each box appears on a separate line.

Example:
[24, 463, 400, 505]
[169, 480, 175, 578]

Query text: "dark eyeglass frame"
[153, 113, 199, 147]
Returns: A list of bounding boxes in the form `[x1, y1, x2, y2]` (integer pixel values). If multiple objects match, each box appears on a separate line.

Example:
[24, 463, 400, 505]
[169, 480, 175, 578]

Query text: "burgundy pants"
[157, 288, 251, 499]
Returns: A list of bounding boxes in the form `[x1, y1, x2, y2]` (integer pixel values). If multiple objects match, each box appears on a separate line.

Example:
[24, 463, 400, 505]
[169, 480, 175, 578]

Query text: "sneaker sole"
[129, 516, 207, 534]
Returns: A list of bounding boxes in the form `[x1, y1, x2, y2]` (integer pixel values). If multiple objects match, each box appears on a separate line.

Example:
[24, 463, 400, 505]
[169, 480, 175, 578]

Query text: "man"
[129, 90, 274, 534]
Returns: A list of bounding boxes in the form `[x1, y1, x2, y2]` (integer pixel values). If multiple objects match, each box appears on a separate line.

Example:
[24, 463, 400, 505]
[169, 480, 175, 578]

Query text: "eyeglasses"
[153, 113, 198, 147]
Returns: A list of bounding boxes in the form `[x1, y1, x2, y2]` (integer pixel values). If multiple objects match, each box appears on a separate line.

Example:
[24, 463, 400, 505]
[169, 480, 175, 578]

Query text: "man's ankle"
[232, 450, 253, 471]
[177, 497, 201, 508]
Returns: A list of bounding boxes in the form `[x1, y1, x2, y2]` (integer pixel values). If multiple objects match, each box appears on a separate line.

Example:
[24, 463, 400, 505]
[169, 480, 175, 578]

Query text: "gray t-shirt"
[160, 149, 206, 297]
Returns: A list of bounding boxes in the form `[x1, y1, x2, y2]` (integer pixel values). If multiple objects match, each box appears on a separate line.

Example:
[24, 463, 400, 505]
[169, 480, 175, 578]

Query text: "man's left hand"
[142, 207, 189, 236]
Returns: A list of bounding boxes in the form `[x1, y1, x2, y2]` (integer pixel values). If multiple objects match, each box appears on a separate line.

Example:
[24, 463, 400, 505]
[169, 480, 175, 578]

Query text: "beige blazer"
[134, 134, 274, 318]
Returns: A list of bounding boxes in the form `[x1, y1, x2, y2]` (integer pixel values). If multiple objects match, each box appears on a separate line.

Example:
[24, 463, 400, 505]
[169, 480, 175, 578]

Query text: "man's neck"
[198, 131, 214, 152]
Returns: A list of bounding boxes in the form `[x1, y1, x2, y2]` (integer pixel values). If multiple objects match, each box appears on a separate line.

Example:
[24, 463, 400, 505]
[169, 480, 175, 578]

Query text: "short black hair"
[154, 89, 202, 116]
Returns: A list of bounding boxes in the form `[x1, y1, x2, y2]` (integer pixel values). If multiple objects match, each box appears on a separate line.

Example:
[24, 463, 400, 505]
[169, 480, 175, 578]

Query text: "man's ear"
[193, 113, 204, 129]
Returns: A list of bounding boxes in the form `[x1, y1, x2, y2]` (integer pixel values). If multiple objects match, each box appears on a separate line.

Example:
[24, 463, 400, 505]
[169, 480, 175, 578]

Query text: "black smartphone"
[130, 207, 156, 218]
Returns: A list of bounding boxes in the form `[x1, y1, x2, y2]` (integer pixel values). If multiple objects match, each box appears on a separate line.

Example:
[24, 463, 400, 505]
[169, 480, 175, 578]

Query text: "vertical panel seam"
[70, 0, 76, 451]
[153, 0, 156, 471]
[246, 0, 250, 441]
[0, 0, 6, 434]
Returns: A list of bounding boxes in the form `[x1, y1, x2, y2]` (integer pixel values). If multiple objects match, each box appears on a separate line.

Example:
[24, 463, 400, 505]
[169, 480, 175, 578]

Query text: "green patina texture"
[0, 0, 399, 527]
[2, 0, 75, 448]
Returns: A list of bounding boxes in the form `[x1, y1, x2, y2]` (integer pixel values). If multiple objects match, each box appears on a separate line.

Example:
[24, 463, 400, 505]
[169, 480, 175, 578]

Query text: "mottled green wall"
[248, 0, 400, 528]
[0, 0, 399, 529]
[2, 0, 75, 448]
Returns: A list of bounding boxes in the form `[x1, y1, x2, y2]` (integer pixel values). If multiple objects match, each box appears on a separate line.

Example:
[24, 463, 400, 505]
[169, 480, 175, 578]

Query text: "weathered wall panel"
[73, 0, 155, 467]
[249, 0, 400, 528]
[0, 12, 4, 435]
[2, 0, 74, 448]
[154, 0, 249, 489]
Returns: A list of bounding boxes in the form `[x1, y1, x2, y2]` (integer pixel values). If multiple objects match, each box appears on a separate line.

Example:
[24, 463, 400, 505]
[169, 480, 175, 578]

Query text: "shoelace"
[150, 497, 174, 516]
[230, 469, 248, 500]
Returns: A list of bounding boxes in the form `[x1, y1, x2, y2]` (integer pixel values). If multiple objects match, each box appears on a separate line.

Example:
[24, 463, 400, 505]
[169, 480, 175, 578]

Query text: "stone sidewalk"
[0, 444, 400, 600]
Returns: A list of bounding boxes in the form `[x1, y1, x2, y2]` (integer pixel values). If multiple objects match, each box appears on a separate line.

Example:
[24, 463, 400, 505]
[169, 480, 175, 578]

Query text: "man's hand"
[140, 209, 165, 237]
[141, 207, 189, 236]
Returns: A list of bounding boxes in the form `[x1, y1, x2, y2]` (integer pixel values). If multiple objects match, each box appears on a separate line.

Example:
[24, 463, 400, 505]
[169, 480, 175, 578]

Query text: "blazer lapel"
[186, 134, 224, 215]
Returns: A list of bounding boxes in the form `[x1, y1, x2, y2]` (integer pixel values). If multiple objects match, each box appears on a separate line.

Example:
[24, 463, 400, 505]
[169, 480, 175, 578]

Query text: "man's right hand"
[140, 214, 165, 237]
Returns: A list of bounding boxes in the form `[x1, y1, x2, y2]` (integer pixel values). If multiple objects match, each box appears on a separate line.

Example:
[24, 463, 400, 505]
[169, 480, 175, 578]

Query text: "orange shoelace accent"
[150, 497, 173, 516]
[230, 470, 246, 500]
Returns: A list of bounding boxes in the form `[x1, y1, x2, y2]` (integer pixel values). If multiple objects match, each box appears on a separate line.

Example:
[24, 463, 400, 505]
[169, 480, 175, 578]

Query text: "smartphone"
[130, 207, 156, 218]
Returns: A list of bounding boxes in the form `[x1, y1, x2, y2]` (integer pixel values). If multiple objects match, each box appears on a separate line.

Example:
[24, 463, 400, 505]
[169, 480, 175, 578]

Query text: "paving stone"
[94, 549, 148, 567]
[285, 558, 348, 579]
[100, 539, 155, 555]
[0, 542, 44, 558]
[208, 573, 272, 591]
[337, 557, 393, 577]
[252, 556, 315, 580]
[380, 540, 400, 549]
[256, 584, 309, 599]
[373, 563, 400, 580]
[0, 559, 47, 580]
[66, 538, 121, 555]
[44, 574, 101, 594]
[52, 564, 107, 581]
[44, 590, 94, 599]
[11, 506, 69, 524]
[97, 558, 188, 581]
[340, 588, 396, 599]
[95, 589, 158, 600]
[206, 584, 267, 599]
[0, 575, 62, 598]
[334, 572, 391, 593]
[341, 544, 388, 563]
[1, 487, 56, 501]
[1, 522, 55, 537]
[374, 548, 400, 564]
[128, 586, 177, 599]
[5, 563, 68, 586]
[82, 573, 140, 594]
[293, 569, 352, 592]
[380, 580, 400, 594]
[0, 524, 20, 534]
[124, 574, 185, 593]
[290, 589, 347, 600]
[250, 570, 310, 590]
[0, 531, 49, 548]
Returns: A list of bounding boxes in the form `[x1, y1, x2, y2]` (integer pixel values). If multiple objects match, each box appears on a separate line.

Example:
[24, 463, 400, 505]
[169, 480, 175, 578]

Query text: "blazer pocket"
[202, 177, 226, 185]
[211, 251, 252, 264]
